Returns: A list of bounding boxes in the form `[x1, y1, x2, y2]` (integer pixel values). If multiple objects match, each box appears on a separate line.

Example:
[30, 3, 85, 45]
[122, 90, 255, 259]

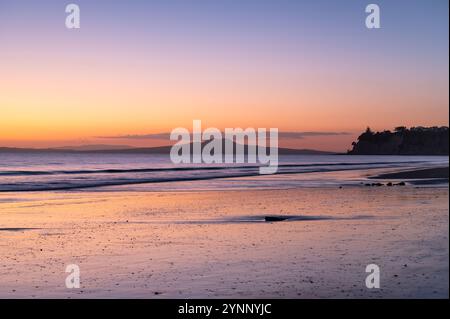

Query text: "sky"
[0, 0, 448, 151]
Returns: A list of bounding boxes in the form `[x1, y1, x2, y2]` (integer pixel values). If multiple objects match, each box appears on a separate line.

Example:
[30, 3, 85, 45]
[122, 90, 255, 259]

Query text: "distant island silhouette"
[3, 128, 449, 156]
[0, 139, 335, 155]
[348, 126, 449, 155]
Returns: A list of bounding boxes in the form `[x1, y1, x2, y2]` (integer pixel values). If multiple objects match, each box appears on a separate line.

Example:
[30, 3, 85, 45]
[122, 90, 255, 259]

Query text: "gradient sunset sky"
[0, 0, 448, 151]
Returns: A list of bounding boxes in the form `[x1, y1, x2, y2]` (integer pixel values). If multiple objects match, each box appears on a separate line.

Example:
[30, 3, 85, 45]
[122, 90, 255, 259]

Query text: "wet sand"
[371, 166, 449, 180]
[0, 185, 448, 298]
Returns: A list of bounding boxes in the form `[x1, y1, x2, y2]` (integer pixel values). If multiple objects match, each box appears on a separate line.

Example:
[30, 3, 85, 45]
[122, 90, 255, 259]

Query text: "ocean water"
[0, 152, 447, 192]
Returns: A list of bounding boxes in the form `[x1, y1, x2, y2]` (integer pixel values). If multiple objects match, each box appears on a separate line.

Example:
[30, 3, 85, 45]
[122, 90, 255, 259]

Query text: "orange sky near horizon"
[1, 53, 447, 151]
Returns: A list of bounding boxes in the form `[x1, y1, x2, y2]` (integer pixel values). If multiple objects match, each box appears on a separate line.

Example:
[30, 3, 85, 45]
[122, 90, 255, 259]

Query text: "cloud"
[96, 131, 351, 140]
[278, 131, 352, 139]
[96, 133, 171, 140]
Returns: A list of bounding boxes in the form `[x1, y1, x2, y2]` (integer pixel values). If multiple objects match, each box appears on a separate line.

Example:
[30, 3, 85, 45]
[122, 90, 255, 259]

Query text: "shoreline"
[370, 167, 449, 180]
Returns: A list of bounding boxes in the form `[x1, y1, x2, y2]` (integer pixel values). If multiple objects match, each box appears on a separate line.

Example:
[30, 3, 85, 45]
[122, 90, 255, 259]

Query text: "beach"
[0, 166, 448, 298]
[372, 167, 449, 180]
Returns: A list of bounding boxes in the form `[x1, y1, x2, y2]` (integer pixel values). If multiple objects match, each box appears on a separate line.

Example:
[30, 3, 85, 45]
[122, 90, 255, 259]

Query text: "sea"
[0, 152, 448, 192]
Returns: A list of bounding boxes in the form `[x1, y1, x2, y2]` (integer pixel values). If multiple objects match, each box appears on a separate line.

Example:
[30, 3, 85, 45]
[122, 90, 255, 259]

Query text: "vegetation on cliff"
[348, 126, 449, 155]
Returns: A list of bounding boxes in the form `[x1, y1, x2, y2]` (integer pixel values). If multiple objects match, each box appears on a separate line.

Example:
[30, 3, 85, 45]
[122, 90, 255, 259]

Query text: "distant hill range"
[52, 144, 134, 151]
[348, 126, 449, 155]
[0, 140, 335, 155]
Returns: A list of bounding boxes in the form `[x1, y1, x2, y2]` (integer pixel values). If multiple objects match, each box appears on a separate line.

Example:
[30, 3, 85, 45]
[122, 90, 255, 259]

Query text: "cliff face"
[348, 127, 449, 155]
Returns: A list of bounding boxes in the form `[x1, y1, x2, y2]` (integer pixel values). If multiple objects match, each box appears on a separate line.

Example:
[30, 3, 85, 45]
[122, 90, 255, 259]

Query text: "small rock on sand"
[265, 216, 288, 222]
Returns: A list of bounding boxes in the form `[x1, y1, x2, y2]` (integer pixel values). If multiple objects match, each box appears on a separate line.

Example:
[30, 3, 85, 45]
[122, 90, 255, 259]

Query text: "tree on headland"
[394, 126, 407, 132]
[348, 126, 449, 155]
